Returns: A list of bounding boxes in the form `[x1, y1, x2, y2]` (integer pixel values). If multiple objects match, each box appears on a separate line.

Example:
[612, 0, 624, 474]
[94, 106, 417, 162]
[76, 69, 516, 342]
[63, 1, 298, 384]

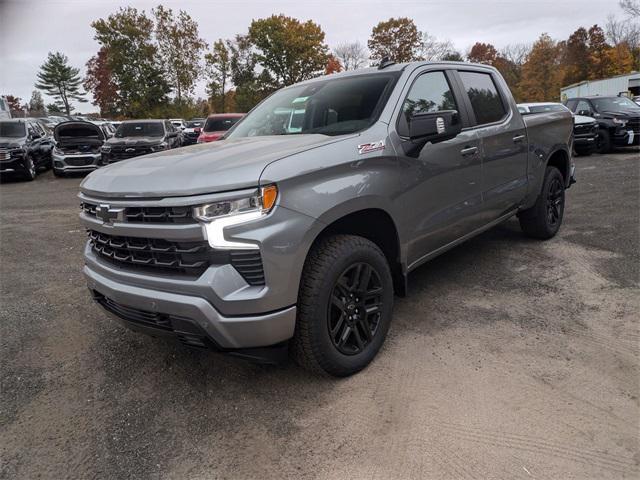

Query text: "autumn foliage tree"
[325, 55, 343, 74]
[519, 34, 563, 102]
[248, 14, 329, 87]
[84, 47, 118, 117]
[368, 18, 422, 63]
[467, 42, 499, 65]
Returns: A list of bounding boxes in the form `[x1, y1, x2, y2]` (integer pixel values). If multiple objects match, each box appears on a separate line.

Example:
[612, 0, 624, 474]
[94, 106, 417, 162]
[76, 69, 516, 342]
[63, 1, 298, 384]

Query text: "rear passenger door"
[455, 69, 528, 222]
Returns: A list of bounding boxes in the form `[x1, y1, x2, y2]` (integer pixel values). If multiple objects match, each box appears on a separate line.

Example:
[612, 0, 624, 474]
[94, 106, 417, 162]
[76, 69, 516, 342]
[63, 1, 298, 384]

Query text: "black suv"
[0, 119, 53, 181]
[564, 96, 640, 153]
[101, 120, 181, 164]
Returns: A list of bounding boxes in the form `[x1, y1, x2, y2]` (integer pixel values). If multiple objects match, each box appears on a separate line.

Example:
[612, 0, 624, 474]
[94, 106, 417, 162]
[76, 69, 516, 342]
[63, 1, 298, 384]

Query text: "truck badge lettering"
[358, 140, 385, 155]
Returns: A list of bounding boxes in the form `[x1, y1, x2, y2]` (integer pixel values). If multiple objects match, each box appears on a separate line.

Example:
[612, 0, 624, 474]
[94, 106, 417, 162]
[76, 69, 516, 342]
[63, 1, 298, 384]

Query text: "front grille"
[574, 123, 597, 135]
[89, 230, 211, 276]
[65, 156, 96, 166]
[87, 230, 266, 284]
[230, 251, 266, 286]
[81, 202, 195, 224]
[627, 117, 640, 134]
[93, 291, 213, 349]
[0, 149, 10, 161]
[108, 146, 152, 161]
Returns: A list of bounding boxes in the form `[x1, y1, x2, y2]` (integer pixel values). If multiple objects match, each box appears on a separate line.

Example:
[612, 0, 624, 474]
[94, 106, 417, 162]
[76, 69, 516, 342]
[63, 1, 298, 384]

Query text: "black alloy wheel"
[328, 262, 384, 355]
[546, 176, 564, 228]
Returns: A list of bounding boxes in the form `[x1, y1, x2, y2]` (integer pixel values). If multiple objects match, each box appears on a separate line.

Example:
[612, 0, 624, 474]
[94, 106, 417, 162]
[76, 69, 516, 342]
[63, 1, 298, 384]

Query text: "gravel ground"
[1, 150, 638, 479]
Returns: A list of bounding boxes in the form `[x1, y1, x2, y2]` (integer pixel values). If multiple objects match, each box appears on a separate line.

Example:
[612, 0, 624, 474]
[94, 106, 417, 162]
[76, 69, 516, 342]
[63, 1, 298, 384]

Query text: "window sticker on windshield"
[292, 96, 309, 104]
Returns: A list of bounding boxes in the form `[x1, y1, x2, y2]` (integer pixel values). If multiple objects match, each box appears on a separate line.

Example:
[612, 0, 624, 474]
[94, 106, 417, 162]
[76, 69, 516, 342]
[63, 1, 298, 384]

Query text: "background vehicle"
[519, 102, 598, 156]
[182, 119, 204, 145]
[0, 119, 52, 180]
[52, 120, 107, 176]
[80, 62, 574, 376]
[564, 96, 640, 153]
[197, 113, 245, 143]
[101, 119, 181, 164]
[170, 119, 187, 131]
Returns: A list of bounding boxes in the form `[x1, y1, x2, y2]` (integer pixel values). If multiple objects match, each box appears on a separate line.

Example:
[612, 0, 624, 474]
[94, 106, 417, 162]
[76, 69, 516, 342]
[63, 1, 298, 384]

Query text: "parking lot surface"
[1, 151, 639, 479]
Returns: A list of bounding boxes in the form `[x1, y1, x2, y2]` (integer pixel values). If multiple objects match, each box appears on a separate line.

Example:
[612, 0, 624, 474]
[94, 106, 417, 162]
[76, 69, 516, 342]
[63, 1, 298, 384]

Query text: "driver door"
[391, 69, 484, 267]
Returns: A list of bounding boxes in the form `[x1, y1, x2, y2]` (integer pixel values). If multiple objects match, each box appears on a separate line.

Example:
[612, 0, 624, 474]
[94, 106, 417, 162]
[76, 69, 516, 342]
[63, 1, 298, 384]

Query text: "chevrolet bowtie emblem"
[95, 204, 124, 224]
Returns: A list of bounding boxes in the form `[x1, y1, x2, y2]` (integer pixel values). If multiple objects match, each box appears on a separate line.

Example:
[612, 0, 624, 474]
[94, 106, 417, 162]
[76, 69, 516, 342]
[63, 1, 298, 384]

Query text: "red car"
[197, 113, 245, 143]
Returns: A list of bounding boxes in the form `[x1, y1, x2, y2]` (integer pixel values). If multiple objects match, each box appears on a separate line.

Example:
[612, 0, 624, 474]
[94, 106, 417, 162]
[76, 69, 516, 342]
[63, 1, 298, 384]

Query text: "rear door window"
[458, 71, 507, 125]
[398, 71, 458, 137]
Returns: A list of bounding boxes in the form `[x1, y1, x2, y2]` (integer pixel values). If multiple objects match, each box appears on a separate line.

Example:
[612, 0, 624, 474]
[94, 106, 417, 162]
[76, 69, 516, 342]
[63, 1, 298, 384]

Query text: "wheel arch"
[309, 205, 406, 296]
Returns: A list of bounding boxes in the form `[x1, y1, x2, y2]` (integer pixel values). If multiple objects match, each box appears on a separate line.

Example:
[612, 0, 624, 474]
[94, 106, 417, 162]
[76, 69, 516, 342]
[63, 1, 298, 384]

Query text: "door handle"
[460, 146, 478, 157]
[513, 134, 526, 143]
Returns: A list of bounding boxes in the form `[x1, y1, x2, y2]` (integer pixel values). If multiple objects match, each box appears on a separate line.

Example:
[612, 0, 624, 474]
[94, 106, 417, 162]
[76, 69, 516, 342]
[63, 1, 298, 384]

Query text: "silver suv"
[80, 61, 574, 376]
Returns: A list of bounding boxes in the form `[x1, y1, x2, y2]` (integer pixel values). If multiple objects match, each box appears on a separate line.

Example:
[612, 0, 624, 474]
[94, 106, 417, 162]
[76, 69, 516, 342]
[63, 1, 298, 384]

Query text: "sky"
[0, 0, 632, 113]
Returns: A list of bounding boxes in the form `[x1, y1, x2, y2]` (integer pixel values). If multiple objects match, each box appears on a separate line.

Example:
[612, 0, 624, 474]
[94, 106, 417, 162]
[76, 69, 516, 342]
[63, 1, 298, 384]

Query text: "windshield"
[0, 122, 26, 137]
[115, 122, 164, 138]
[592, 97, 640, 112]
[204, 117, 241, 132]
[227, 73, 399, 138]
[186, 121, 203, 128]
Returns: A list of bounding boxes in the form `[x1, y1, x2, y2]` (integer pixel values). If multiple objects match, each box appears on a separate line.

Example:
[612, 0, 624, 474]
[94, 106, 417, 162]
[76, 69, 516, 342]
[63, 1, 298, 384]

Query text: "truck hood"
[0, 137, 26, 148]
[105, 136, 166, 146]
[573, 114, 596, 125]
[80, 134, 350, 198]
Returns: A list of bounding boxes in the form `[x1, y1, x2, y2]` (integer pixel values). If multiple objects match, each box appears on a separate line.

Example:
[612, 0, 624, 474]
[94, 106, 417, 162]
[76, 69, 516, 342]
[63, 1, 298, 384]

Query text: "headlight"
[10, 147, 25, 157]
[53, 146, 64, 155]
[193, 185, 278, 250]
[150, 142, 168, 152]
[101, 145, 111, 153]
[612, 117, 628, 126]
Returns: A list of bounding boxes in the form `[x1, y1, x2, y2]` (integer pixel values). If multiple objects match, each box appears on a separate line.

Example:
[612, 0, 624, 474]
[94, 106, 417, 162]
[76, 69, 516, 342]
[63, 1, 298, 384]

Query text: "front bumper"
[0, 155, 27, 174]
[573, 133, 597, 152]
[85, 266, 296, 350]
[613, 128, 639, 146]
[53, 152, 101, 172]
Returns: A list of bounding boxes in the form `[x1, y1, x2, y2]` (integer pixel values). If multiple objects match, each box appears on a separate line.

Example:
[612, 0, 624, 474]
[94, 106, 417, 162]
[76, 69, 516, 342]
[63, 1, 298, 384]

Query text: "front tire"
[23, 155, 37, 181]
[596, 129, 611, 154]
[291, 234, 394, 377]
[518, 166, 565, 239]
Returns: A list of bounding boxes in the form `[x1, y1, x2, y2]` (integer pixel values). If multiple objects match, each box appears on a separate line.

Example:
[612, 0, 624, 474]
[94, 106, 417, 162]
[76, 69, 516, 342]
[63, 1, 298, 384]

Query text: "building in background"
[561, 72, 640, 101]
[0, 96, 12, 119]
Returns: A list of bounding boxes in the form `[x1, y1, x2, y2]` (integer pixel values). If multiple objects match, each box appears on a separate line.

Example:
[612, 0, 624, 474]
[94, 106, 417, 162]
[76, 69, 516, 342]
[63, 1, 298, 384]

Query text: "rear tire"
[518, 166, 565, 239]
[596, 129, 611, 154]
[291, 234, 394, 377]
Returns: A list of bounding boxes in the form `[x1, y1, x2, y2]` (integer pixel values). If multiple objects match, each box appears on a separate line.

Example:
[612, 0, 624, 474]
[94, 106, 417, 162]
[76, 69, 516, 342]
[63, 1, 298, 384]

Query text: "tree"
[368, 17, 422, 63]
[28, 91, 46, 114]
[441, 51, 464, 61]
[467, 42, 498, 65]
[562, 27, 591, 86]
[248, 14, 329, 87]
[519, 34, 563, 102]
[325, 55, 343, 74]
[205, 39, 232, 112]
[35, 51, 86, 114]
[5, 95, 22, 112]
[420, 34, 458, 61]
[333, 41, 368, 70]
[92, 7, 171, 118]
[620, 0, 640, 17]
[153, 5, 205, 103]
[227, 34, 268, 112]
[587, 25, 613, 79]
[84, 47, 119, 117]
[606, 14, 640, 70]
[607, 42, 635, 75]
[496, 44, 530, 101]
[46, 103, 62, 114]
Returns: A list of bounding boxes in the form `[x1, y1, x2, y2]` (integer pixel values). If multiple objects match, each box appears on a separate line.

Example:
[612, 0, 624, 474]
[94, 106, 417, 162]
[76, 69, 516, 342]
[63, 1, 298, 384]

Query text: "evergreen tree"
[35, 52, 86, 114]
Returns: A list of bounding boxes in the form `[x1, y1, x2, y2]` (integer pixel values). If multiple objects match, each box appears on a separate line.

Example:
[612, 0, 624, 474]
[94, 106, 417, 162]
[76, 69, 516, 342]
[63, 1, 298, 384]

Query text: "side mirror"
[409, 110, 461, 141]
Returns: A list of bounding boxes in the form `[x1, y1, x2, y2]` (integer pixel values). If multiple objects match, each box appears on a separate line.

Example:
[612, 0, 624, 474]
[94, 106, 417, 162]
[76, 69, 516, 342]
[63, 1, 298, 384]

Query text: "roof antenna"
[378, 57, 395, 70]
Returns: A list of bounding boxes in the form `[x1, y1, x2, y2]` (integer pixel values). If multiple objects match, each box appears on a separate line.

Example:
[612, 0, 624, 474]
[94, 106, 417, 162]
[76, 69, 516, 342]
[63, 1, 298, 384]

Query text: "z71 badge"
[357, 140, 385, 155]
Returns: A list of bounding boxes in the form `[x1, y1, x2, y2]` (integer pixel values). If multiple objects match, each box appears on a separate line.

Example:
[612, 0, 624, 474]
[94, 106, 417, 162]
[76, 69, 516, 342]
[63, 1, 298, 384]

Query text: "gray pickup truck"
[80, 61, 574, 376]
